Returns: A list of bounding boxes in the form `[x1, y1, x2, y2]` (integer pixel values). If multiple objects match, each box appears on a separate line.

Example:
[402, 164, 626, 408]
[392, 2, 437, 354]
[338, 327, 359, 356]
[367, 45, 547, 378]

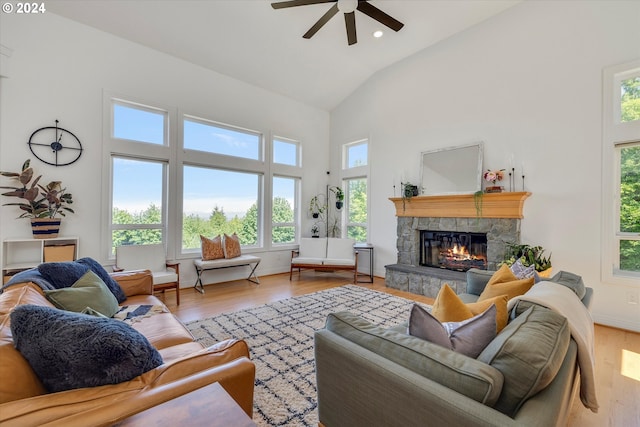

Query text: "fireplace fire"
[420, 231, 487, 272]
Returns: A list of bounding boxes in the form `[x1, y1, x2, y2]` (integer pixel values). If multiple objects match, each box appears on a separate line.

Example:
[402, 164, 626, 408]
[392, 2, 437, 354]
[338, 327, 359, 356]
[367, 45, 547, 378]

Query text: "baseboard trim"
[593, 313, 640, 333]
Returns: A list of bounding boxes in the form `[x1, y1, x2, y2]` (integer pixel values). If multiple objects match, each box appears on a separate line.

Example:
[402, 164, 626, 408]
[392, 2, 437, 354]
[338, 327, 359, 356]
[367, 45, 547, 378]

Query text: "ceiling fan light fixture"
[337, 0, 357, 14]
[373, 30, 384, 38]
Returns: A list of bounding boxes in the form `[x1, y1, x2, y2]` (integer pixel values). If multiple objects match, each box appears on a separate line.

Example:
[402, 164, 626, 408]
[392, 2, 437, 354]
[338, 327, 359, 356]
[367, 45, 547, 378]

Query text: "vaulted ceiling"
[47, 0, 520, 111]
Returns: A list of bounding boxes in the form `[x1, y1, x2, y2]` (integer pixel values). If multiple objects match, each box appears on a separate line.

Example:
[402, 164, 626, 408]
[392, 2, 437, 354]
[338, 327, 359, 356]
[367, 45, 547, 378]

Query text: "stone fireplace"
[385, 192, 530, 298]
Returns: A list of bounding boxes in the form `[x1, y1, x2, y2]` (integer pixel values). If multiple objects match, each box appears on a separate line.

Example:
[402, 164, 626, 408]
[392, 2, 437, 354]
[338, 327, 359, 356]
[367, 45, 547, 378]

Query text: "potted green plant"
[1, 159, 74, 238]
[400, 182, 419, 211]
[330, 186, 345, 210]
[501, 243, 552, 277]
[311, 223, 320, 238]
[309, 195, 326, 219]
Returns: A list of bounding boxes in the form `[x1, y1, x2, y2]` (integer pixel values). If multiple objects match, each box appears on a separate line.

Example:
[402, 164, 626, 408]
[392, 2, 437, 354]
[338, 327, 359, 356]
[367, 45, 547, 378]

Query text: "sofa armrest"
[110, 269, 153, 297]
[0, 339, 255, 427]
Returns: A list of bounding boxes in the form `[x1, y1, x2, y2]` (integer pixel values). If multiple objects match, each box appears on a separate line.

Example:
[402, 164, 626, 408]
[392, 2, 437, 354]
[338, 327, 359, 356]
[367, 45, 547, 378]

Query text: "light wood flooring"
[159, 272, 639, 427]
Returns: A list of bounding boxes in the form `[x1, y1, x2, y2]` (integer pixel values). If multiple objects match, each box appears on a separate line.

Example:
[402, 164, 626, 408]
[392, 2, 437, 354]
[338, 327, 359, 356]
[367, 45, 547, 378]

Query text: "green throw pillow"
[44, 270, 120, 317]
[477, 305, 570, 416]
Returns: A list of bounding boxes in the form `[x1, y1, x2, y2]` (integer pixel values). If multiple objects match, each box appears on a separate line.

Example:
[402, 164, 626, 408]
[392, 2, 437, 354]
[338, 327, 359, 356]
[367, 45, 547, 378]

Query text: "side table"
[354, 243, 374, 283]
[113, 382, 256, 427]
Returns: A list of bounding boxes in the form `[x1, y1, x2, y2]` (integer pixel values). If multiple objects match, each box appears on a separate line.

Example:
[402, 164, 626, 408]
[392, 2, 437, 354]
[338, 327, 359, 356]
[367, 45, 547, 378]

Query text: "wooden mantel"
[389, 192, 531, 219]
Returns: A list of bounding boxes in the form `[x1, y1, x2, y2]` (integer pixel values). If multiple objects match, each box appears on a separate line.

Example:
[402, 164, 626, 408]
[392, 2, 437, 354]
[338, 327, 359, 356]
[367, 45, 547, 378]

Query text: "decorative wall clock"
[28, 120, 83, 166]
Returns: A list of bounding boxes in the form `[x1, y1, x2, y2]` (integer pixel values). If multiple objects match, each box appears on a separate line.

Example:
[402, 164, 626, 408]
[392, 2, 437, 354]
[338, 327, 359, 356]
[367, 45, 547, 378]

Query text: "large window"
[182, 166, 260, 250]
[342, 139, 369, 242]
[272, 176, 297, 244]
[602, 61, 640, 285]
[111, 157, 165, 253]
[104, 93, 302, 261]
[345, 177, 367, 242]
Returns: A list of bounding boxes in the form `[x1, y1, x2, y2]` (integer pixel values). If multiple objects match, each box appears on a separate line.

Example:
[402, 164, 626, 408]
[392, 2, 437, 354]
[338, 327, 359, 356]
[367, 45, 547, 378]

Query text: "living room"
[1, 0, 638, 426]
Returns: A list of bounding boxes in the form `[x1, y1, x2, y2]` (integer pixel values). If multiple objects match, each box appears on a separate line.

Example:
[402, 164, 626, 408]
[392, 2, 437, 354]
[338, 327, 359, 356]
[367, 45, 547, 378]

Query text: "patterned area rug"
[186, 284, 425, 427]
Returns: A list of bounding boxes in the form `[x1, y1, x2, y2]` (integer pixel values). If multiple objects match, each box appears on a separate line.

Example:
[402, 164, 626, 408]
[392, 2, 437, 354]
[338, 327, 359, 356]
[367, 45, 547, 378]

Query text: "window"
[616, 142, 640, 274]
[182, 166, 260, 250]
[620, 76, 640, 123]
[272, 176, 297, 244]
[111, 157, 166, 253]
[602, 61, 640, 285]
[273, 137, 299, 166]
[341, 139, 369, 242]
[345, 140, 368, 168]
[113, 102, 166, 145]
[184, 116, 261, 160]
[104, 93, 301, 262]
[345, 177, 367, 242]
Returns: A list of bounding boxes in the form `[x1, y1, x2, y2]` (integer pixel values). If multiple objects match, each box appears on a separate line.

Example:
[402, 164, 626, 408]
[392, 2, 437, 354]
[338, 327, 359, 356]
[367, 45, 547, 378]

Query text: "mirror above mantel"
[420, 142, 483, 195]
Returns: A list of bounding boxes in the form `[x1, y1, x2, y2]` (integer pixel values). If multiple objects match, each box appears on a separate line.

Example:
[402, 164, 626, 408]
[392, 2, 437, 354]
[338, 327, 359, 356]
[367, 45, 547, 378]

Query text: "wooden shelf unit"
[2, 236, 79, 283]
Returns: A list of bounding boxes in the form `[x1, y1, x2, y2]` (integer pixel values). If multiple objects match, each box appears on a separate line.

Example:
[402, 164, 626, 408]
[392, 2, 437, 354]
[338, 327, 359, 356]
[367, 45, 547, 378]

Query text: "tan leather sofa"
[0, 270, 255, 427]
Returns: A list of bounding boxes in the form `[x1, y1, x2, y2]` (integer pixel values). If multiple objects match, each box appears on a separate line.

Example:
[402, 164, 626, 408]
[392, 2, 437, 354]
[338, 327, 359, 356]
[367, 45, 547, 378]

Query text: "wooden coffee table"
[114, 382, 256, 426]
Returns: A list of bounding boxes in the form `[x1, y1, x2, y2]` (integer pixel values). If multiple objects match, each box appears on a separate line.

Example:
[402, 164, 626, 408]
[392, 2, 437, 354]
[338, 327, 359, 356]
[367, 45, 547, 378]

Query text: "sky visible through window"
[113, 105, 296, 219]
[347, 143, 367, 168]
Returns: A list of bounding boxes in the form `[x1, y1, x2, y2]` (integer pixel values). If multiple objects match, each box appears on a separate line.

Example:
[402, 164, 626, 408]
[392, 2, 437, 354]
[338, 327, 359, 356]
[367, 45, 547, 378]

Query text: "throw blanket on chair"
[508, 281, 599, 413]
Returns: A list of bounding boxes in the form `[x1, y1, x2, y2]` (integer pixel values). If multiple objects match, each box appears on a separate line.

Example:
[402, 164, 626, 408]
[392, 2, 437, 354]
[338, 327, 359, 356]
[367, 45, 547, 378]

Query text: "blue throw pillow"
[37, 261, 89, 288]
[10, 305, 163, 393]
[76, 257, 126, 303]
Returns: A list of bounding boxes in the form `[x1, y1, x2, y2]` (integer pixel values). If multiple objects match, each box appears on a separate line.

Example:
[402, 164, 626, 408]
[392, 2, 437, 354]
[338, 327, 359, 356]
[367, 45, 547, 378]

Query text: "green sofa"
[314, 269, 593, 427]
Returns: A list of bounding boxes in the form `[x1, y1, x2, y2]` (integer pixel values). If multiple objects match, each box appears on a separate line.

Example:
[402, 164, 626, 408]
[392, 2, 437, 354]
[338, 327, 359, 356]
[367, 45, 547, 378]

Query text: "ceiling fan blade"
[356, 1, 404, 32]
[271, 0, 335, 9]
[303, 3, 339, 39]
[345, 11, 357, 45]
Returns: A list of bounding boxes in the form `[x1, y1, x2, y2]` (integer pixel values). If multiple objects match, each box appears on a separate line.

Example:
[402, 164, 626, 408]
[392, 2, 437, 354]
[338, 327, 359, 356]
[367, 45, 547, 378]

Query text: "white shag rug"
[186, 284, 423, 427]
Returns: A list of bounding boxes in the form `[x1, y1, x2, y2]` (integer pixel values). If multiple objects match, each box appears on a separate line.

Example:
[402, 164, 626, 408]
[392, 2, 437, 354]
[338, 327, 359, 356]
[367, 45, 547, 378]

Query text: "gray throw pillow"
[44, 270, 120, 317]
[10, 304, 163, 393]
[477, 305, 570, 416]
[408, 303, 497, 358]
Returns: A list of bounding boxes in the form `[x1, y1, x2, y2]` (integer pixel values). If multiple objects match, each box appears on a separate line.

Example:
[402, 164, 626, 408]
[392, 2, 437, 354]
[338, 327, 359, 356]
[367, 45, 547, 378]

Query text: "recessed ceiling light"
[373, 30, 384, 38]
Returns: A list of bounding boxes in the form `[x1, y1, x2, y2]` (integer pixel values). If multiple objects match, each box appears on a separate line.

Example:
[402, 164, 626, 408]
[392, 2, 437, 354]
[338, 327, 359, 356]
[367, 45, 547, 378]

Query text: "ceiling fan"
[271, 0, 404, 46]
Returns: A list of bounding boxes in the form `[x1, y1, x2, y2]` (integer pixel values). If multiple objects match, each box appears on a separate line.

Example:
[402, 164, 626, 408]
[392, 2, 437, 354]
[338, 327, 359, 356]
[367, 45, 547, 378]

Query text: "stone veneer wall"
[385, 216, 521, 298]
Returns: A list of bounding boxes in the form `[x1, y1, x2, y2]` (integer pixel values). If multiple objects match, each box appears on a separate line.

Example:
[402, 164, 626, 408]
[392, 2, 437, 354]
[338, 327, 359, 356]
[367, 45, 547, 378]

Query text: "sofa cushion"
[408, 303, 496, 358]
[43, 270, 120, 317]
[477, 305, 570, 416]
[200, 234, 225, 260]
[549, 270, 587, 300]
[327, 238, 355, 260]
[432, 284, 509, 332]
[10, 304, 163, 393]
[478, 264, 534, 301]
[298, 237, 327, 258]
[325, 311, 504, 405]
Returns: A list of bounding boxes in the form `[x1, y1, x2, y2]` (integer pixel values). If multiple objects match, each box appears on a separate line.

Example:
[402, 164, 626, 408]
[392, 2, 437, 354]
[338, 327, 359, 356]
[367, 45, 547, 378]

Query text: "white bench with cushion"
[290, 238, 358, 282]
[193, 255, 261, 293]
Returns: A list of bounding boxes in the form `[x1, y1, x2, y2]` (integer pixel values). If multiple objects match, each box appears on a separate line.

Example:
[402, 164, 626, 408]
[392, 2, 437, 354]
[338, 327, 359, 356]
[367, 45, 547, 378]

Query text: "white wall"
[0, 12, 330, 285]
[330, 1, 640, 331]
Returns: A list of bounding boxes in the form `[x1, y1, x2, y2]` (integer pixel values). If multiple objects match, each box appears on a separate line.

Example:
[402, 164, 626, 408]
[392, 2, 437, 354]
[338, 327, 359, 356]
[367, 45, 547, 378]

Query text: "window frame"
[102, 93, 176, 262]
[340, 139, 369, 241]
[271, 175, 300, 246]
[110, 156, 168, 253]
[601, 61, 640, 286]
[343, 176, 368, 243]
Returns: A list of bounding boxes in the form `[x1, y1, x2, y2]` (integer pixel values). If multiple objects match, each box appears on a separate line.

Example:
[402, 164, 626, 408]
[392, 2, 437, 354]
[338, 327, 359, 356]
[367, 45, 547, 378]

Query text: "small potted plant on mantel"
[0, 159, 74, 238]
